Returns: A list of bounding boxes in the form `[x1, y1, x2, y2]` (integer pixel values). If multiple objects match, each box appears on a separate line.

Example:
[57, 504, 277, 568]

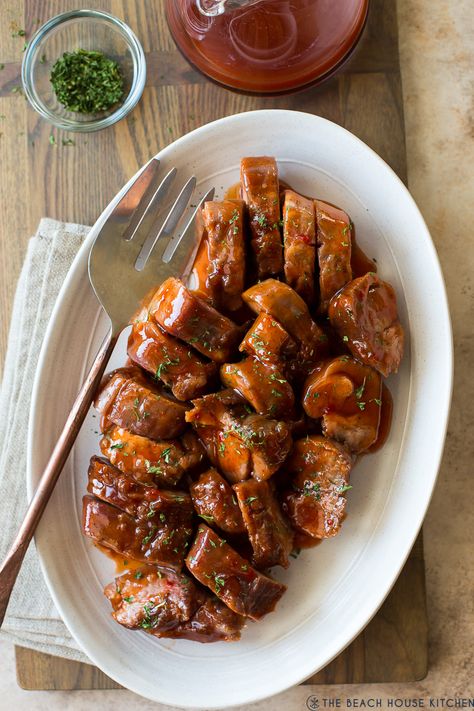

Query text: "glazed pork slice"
[241, 156, 283, 279]
[195, 200, 246, 313]
[186, 391, 292, 482]
[100, 427, 203, 487]
[315, 200, 352, 312]
[175, 596, 244, 642]
[190, 468, 245, 535]
[216, 413, 292, 482]
[186, 525, 286, 620]
[184, 391, 251, 482]
[148, 277, 242, 363]
[328, 273, 404, 377]
[94, 366, 187, 440]
[220, 356, 295, 419]
[281, 436, 352, 540]
[87, 455, 193, 524]
[105, 566, 200, 630]
[128, 318, 217, 401]
[239, 313, 298, 367]
[197, 426, 252, 484]
[82, 496, 192, 567]
[242, 279, 327, 362]
[302, 357, 382, 453]
[104, 566, 244, 642]
[283, 190, 316, 304]
[240, 418, 291, 482]
[234, 480, 294, 569]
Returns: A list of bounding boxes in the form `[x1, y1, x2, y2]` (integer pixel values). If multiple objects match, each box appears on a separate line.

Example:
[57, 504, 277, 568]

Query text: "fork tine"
[165, 187, 216, 274]
[135, 176, 197, 272]
[123, 166, 177, 242]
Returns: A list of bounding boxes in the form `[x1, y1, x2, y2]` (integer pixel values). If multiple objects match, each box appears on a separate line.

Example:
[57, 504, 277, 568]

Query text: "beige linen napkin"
[0, 218, 91, 663]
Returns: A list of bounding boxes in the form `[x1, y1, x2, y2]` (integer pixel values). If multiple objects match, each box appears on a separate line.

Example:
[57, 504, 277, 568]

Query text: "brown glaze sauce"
[224, 182, 242, 201]
[351, 235, 377, 277]
[165, 1, 368, 95]
[368, 383, 393, 453]
[94, 543, 143, 574]
[293, 531, 323, 550]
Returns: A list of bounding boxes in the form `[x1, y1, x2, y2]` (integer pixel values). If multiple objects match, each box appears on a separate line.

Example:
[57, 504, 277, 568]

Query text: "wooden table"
[0, 0, 429, 692]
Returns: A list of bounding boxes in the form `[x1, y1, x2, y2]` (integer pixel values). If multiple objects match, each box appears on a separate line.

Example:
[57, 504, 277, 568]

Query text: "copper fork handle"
[0, 330, 118, 628]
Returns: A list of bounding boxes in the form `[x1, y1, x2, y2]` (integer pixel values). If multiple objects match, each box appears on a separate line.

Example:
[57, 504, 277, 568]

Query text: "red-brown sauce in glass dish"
[165, 0, 369, 94]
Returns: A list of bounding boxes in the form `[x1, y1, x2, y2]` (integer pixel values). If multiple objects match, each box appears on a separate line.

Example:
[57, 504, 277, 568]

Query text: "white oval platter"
[28, 110, 452, 709]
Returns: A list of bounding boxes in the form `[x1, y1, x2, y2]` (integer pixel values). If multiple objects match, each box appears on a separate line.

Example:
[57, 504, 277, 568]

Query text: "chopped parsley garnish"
[140, 602, 153, 628]
[161, 447, 173, 464]
[303, 481, 321, 500]
[50, 49, 124, 114]
[142, 526, 157, 545]
[269, 373, 287, 383]
[371, 398, 382, 406]
[339, 485, 352, 493]
[134, 570, 143, 579]
[155, 356, 180, 380]
[123, 596, 134, 603]
[214, 574, 225, 593]
[357, 402, 366, 411]
[244, 496, 258, 505]
[145, 460, 162, 474]
[342, 335, 349, 342]
[198, 513, 214, 522]
[229, 209, 240, 233]
[133, 397, 141, 421]
[354, 378, 366, 400]
[110, 442, 125, 450]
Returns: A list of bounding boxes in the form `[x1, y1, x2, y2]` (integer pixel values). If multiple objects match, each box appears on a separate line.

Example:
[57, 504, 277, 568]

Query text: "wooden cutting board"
[0, 0, 428, 691]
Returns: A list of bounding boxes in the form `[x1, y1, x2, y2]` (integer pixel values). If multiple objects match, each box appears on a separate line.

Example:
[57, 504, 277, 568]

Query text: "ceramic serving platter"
[27, 110, 452, 709]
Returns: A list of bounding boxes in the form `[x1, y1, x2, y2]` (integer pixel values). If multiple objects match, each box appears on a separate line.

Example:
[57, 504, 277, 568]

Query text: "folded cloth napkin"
[0, 218, 91, 663]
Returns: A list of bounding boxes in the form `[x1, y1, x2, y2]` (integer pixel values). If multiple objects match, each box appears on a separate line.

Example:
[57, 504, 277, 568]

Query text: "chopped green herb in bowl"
[21, 10, 146, 132]
[50, 49, 124, 114]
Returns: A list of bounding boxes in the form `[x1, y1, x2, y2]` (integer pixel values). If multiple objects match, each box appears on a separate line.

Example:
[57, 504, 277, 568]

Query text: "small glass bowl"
[22, 9, 146, 132]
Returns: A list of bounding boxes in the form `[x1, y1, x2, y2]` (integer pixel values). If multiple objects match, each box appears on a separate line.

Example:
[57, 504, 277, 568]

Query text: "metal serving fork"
[0, 158, 214, 625]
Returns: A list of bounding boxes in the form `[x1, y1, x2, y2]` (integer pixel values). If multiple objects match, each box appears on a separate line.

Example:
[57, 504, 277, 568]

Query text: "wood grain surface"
[0, 0, 428, 692]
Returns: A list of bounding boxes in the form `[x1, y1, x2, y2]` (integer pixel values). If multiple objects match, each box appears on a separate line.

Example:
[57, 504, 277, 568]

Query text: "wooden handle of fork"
[0, 330, 118, 628]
